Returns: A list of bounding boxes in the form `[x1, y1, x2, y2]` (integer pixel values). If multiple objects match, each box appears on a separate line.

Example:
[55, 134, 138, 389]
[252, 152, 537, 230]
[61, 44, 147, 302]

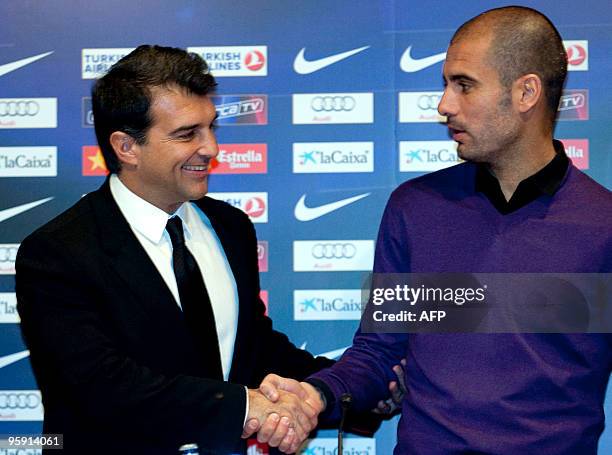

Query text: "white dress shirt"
[109, 174, 239, 381]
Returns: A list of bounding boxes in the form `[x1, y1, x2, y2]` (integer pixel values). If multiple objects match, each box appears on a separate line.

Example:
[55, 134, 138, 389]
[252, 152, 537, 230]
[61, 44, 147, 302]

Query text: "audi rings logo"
[311, 96, 356, 112]
[0, 392, 41, 409]
[0, 101, 40, 117]
[0, 246, 18, 263]
[312, 243, 357, 259]
[417, 94, 442, 110]
[0, 246, 19, 263]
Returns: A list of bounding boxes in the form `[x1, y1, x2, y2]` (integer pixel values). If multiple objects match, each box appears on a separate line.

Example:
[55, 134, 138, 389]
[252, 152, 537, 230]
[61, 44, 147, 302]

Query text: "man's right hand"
[243, 386, 320, 453]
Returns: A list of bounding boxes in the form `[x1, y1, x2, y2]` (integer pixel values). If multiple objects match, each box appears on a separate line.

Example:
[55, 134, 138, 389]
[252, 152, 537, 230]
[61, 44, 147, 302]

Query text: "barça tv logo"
[211, 95, 268, 125]
[557, 90, 588, 121]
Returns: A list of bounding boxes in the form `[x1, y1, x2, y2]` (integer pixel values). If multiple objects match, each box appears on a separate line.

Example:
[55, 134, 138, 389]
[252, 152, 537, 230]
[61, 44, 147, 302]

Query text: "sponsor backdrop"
[0, 1, 610, 453]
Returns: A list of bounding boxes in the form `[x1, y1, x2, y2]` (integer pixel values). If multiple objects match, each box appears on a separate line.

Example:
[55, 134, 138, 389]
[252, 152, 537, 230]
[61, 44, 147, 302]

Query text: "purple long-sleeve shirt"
[310, 159, 612, 454]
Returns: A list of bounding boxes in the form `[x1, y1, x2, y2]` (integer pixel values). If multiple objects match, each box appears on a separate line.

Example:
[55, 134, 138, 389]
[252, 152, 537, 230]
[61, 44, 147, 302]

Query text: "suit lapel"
[89, 179, 186, 327]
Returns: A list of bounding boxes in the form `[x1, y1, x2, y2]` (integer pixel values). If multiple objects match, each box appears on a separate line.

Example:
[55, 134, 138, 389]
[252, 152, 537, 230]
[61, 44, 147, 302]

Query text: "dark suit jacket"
[15, 180, 334, 454]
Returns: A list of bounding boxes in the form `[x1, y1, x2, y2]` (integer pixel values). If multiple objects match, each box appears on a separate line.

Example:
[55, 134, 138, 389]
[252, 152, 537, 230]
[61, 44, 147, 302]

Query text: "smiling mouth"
[182, 164, 209, 171]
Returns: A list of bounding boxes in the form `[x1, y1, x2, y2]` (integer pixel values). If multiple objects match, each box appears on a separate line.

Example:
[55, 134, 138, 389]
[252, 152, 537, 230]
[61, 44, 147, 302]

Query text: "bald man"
[260, 6, 612, 454]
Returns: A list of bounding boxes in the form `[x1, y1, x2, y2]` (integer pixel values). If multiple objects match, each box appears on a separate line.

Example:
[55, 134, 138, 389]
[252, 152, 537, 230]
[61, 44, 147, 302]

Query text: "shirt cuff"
[243, 386, 249, 427]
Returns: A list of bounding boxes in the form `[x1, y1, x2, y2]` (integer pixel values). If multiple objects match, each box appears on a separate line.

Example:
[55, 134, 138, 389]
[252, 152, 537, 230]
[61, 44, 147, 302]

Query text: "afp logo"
[207, 192, 268, 223]
[563, 40, 588, 71]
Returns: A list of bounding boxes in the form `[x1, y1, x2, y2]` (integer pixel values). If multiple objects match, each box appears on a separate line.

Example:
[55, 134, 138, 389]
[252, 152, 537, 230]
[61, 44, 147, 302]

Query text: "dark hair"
[451, 6, 567, 125]
[91, 45, 217, 173]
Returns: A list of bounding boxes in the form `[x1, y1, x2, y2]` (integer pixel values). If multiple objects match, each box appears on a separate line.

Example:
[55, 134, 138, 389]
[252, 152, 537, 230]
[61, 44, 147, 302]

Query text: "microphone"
[338, 393, 353, 454]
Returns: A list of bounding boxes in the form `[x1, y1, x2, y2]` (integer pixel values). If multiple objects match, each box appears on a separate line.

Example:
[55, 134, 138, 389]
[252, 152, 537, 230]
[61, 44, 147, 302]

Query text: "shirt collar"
[475, 140, 569, 214]
[109, 174, 190, 243]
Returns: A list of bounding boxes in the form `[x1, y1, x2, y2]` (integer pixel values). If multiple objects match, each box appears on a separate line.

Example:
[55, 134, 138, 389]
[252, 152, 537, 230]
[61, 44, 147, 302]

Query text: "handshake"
[242, 375, 324, 454]
[241, 360, 406, 454]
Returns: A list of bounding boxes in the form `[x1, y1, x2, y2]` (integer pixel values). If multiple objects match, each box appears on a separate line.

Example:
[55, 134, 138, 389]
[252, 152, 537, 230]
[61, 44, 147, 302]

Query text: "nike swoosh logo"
[294, 46, 370, 74]
[300, 343, 349, 360]
[400, 46, 446, 73]
[294, 193, 370, 222]
[0, 350, 30, 369]
[0, 197, 53, 223]
[0, 51, 54, 77]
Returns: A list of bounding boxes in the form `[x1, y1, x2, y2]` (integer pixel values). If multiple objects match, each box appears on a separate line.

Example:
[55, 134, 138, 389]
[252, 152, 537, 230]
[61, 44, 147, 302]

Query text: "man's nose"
[437, 89, 455, 118]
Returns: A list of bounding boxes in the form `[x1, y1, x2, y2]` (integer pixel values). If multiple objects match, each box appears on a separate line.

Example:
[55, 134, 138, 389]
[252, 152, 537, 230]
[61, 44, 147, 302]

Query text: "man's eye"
[177, 131, 195, 140]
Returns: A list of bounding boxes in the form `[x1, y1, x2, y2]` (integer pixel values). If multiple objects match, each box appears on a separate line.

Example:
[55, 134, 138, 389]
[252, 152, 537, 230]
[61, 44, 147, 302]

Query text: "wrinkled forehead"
[446, 32, 493, 66]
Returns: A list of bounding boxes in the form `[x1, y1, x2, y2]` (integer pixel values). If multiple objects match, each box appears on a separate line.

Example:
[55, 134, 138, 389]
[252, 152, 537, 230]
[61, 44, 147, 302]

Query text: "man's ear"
[514, 73, 543, 114]
[109, 131, 139, 167]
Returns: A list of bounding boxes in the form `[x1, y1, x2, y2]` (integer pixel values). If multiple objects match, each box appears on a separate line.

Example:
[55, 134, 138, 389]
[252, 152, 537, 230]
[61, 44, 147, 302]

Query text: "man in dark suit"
[15, 45, 399, 455]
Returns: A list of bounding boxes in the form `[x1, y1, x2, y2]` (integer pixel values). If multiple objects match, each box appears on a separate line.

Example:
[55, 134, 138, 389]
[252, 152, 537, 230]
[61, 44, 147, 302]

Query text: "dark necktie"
[166, 216, 223, 379]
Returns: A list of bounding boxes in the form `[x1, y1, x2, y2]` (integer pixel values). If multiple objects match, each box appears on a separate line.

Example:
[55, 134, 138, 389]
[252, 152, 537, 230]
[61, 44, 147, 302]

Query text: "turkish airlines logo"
[245, 50, 265, 71]
[0, 51, 53, 78]
[293, 240, 374, 272]
[399, 92, 446, 123]
[563, 40, 588, 71]
[210, 144, 267, 174]
[293, 46, 370, 74]
[187, 46, 268, 77]
[293, 93, 374, 124]
[207, 192, 268, 223]
[560, 139, 589, 170]
[82, 48, 134, 79]
[400, 46, 446, 73]
[0, 98, 57, 129]
[82, 146, 109, 176]
[245, 197, 266, 218]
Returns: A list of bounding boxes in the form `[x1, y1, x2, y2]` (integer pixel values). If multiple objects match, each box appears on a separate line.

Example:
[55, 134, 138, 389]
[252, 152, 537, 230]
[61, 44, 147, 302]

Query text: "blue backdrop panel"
[0, 1, 610, 454]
